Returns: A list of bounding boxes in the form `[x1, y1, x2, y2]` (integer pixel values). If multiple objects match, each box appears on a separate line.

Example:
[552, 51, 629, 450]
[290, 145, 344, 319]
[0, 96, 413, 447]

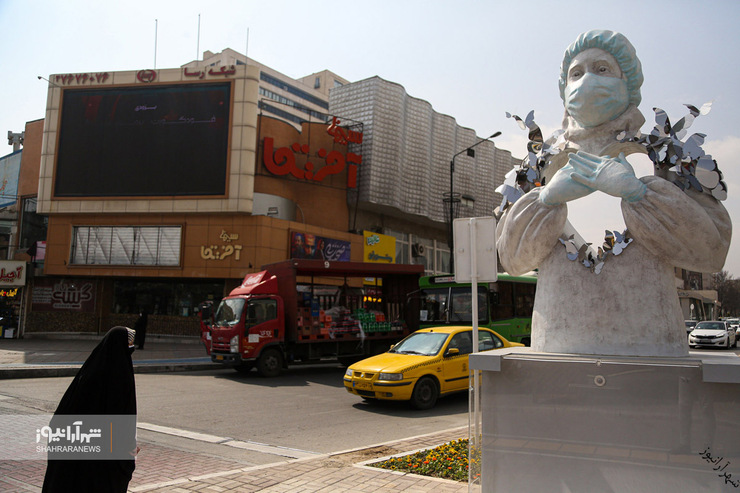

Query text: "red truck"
[203, 259, 424, 376]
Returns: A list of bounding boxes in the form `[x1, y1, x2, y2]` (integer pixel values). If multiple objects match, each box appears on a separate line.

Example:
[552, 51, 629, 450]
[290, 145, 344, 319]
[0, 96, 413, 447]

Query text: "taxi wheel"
[257, 349, 283, 377]
[411, 377, 439, 410]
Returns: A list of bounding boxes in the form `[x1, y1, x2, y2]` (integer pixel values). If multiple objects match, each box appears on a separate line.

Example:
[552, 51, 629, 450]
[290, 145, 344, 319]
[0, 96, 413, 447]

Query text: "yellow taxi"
[344, 326, 523, 409]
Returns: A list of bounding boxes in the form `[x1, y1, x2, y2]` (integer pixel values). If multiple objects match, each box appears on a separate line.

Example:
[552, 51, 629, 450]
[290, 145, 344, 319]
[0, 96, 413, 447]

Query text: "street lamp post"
[446, 131, 501, 273]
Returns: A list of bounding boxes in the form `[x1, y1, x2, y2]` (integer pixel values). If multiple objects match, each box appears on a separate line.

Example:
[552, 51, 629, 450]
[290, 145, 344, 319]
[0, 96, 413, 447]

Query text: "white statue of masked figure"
[497, 30, 731, 357]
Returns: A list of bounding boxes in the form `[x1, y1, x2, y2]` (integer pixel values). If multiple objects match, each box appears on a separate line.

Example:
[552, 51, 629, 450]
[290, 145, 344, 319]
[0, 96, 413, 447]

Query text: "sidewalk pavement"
[0, 335, 473, 492]
[127, 427, 472, 493]
[0, 333, 217, 379]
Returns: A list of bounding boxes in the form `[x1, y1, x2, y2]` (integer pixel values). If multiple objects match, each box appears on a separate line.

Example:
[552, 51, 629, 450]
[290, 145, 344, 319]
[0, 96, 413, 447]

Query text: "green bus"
[415, 273, 537, 345]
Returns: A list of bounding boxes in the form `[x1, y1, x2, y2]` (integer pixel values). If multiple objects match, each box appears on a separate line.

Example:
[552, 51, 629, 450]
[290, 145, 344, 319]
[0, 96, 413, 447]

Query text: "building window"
[113, 280, 223, 316]
[414, 238, 434, 276]
[386, 229, 409, 265]
[258, 91, 328, 121]
[71, 226, 181, 266]
[314, 76, 321, 89]
[0, 221, 11, 260]
[437, 248, 451, 275]
[259, 72, 329, 109]
[20, 197, 48, 250]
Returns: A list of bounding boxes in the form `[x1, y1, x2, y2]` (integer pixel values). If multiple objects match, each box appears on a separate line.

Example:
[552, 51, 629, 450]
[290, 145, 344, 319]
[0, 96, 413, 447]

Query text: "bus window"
[490, 282, 514, 320]
[419, 288, 449, 323]
[449, 287, 487, 323]
[514, 283, 535, 317]
[417, 274, 536, 345]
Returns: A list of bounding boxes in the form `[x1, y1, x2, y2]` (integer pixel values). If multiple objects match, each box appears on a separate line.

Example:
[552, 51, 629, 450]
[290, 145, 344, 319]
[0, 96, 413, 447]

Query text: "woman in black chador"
[134, 311, 148, 349]
[42, 326, 138, 493]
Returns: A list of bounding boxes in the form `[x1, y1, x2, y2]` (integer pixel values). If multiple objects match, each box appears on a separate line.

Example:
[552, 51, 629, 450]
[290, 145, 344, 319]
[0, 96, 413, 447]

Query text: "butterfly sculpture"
[500, 104, 725, 274]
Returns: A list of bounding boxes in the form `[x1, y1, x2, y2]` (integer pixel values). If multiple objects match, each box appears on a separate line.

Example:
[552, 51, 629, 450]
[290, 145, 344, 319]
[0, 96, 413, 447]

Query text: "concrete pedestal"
[469, 348, 740, 492]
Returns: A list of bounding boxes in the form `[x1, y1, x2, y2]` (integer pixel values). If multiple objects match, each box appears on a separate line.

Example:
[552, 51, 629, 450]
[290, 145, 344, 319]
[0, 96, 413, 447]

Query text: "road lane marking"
[138, 422, 229, 443]
[137, 422, 320, 458]
[221, 438, 319, 458]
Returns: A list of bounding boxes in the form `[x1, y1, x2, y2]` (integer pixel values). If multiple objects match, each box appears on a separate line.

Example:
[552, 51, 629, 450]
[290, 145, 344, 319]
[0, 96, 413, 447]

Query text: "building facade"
[329, 76, 517, 273]
[182, 49, 349, 131]
[24, 62, 362, 337]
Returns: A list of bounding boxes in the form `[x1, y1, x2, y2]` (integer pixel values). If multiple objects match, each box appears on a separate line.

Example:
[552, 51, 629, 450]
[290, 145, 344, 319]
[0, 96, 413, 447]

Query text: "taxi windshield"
[389, 332, 449, 356]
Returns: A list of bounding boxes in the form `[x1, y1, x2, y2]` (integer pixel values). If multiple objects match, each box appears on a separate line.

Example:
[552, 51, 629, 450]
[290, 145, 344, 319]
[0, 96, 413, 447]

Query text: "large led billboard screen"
[54, 82, 231, 197]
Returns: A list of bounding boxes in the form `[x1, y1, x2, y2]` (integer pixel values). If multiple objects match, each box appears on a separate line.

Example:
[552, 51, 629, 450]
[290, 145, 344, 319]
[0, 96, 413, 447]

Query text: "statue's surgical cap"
[559, 30, 643, 107]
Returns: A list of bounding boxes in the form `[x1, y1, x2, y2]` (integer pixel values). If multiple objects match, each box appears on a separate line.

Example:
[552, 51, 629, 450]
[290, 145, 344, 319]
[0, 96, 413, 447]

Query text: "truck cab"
[210, 271, 286, 376]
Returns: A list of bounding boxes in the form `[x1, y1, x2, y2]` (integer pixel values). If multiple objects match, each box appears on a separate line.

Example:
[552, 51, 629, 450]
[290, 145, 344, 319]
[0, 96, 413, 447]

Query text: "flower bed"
[370, 438, 476, 483]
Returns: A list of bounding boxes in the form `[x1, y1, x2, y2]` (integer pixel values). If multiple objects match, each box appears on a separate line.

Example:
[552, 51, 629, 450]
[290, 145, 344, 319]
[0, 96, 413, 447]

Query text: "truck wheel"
[257, 349, 283, 377]
[234, 363, 253, 374]
[410, 377, 439, 410]
[520, 337, 531, 347]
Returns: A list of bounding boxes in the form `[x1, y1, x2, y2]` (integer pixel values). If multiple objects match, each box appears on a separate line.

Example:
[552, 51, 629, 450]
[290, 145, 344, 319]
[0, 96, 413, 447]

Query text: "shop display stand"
[469, 348, 740, 492]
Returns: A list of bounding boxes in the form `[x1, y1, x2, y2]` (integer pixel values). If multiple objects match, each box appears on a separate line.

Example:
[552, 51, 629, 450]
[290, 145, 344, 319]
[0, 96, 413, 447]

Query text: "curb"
[133, 362, 222, 374]
[0, 362, 221, 379]
[19, 333, 202, 344]
[0, 366, 81, 379]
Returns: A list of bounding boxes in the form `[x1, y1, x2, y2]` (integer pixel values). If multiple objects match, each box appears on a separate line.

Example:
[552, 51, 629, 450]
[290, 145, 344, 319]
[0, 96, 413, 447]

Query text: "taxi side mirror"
[445, 347, 460, 357]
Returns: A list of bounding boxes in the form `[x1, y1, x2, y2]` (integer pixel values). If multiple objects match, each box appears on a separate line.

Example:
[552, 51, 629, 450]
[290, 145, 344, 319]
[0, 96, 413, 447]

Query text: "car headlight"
[377, 373, 403, 381]
[230, 335, 239, 353]
[345, 369, 354, 377]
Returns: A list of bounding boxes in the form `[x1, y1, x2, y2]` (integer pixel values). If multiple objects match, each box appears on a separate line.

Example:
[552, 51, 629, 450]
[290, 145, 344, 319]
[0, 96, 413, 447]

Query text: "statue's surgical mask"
[563, 48, 629, 128]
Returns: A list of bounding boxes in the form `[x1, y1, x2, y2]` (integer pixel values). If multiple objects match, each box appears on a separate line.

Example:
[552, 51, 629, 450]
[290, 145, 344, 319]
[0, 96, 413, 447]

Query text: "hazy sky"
[3, 0, 739, 276]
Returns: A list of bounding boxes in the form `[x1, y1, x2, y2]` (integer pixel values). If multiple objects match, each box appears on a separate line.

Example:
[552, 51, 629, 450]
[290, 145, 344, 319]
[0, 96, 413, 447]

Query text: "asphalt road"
[0, 363, 470, 456]
[3, 347, 734, 462]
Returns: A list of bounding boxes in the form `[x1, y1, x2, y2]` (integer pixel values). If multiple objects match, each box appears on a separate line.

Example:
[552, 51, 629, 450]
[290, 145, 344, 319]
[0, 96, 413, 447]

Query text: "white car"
[689, 321, 737, 349]
[726, 319, 740, 340]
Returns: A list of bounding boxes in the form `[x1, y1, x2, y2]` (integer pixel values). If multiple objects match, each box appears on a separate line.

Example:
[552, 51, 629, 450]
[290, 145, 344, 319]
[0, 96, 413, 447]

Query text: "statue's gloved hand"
[568, 151, 647, 202]
[539, 161, 595, 206]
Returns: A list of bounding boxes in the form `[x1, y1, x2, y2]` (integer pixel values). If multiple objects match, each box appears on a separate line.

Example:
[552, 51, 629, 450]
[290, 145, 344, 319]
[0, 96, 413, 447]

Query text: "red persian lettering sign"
[262, 137, 360, 188]
[183, 66, 236, 79]
[0, 261, 26, 286]
[327, 117, 363, 145]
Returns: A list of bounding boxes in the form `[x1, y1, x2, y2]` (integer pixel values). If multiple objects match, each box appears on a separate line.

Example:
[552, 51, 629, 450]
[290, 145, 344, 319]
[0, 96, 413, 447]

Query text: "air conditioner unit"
[412, 243, 426, 257]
